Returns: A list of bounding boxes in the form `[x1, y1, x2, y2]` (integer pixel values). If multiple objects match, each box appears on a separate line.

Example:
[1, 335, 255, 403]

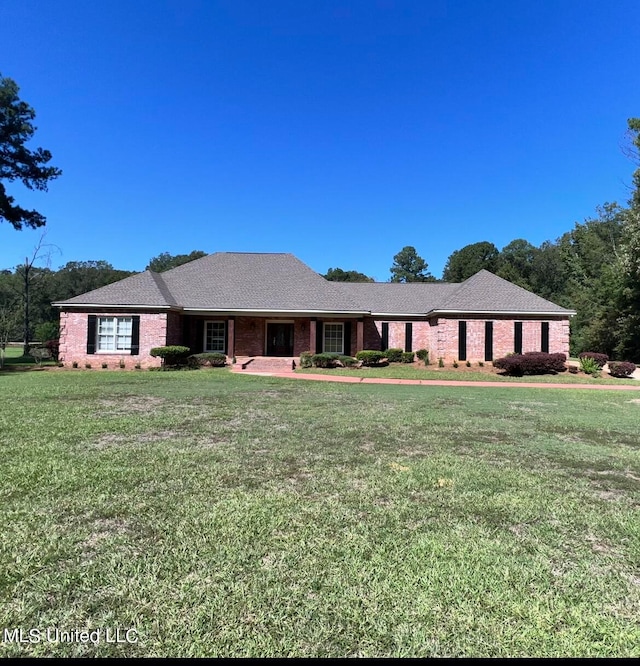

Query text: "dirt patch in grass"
[89, 430, 180, 449]
[95, 395, 168, 415]
[594, 489, 627, 502]
[81, 517, 136, 558]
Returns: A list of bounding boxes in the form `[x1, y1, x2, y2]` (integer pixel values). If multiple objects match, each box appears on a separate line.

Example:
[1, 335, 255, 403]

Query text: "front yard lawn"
[1, 370, 639, 656]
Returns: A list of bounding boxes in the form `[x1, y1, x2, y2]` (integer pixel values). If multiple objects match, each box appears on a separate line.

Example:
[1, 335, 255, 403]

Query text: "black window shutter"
[381, 322, 389, 351]
[130, 315, 140, 355]
[514, 322, 523, 354]
[86, 315, 97, 354]
[405, 323, 413, 352]
[458, 321, 467, 361]
[541, 322, 549, 353]
[343, 321, 351, 356]
[485, 321, 493, 362]
[316, 321, 324, 353]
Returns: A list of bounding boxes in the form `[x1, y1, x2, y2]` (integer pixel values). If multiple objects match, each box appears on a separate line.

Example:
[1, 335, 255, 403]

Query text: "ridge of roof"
[161, 251, 367, 312]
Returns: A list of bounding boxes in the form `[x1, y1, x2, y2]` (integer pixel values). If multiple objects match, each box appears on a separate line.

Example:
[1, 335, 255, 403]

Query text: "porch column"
[227, 317, 235, 359]
[309, 318, 317, 354]
[357, 319, 364, 353]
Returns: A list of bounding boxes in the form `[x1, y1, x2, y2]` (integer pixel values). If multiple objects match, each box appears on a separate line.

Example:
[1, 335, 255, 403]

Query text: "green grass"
[1, 369, 639, 656]
[297, 364, 639, 384]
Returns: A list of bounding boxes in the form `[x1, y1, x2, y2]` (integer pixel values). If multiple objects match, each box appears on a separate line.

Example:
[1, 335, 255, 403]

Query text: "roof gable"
[437, 269, 573, 314]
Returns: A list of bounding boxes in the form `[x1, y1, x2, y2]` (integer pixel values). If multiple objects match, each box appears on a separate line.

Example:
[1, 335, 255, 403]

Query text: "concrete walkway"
[232, 368, 640, 391]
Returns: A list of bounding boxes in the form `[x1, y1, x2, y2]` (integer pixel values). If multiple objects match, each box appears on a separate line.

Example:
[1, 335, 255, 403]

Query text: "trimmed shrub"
[416, 349, 429, 365]
[568, 365, 579, 374]
[453, 360, 459, 368]
[578, 351, 608, 369]
[338, 355, 358, 368]
[384, 348, 403, 363]
[299, 351, 313, 369]
[608, 361, 637, 378]
[400, 351, 415, 363]
[494, 352, 566, 376]
[187, 352, 227, 368]
[466, 360, 471, 367]
[355, 350, 386, 366]
[312, 352, 340, 368]
[438, 357, 444, 368]
[150, 345, 191, 367]
[72, 361, 78, 369]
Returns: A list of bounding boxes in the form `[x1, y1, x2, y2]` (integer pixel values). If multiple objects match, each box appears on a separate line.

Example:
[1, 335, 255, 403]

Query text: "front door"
[266, 323, 294, 356]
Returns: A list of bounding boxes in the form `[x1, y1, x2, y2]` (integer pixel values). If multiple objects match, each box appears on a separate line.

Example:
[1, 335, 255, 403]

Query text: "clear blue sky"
[1, 0, 638, 280]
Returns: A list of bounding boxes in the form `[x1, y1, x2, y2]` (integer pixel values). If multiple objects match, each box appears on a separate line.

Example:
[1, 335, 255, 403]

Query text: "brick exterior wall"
[59, 310, 169, 369]
[434, 316, 570, 362]
[368, 319, 434, 354]
[60, 310, 572, 368]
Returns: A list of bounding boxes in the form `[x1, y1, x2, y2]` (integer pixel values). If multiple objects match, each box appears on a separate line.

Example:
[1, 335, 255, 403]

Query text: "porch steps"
[232, 356, 297, 373]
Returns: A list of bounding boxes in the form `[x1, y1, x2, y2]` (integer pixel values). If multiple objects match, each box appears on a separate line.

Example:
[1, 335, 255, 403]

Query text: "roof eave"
[369, 312, 428, 317]
[429, 309, 576, 317]
[181, 307, 369, 316]
[53, 302, 177, 310]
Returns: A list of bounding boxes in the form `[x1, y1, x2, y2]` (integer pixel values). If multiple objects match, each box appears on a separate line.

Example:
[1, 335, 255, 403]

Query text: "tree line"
[1, 71, 639, 360]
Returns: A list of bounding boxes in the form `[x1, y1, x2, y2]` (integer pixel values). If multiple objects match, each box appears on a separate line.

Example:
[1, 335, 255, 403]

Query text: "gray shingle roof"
[436, 270, 573, 314]
[162, 252, 364, 312]
[336, 282, 460, 314]
[56, 270, 177, 307]
[54, 254, 574, 316]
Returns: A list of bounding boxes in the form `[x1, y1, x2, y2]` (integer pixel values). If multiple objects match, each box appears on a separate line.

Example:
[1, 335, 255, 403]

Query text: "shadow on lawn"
[0, 352, 56, 372]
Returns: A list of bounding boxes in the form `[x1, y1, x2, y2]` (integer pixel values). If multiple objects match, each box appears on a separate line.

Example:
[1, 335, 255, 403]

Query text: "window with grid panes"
[323, 323, 344, 353]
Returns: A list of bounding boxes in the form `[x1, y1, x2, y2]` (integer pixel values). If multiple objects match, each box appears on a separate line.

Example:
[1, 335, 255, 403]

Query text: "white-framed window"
[97, 316, 133, 352]
[205, 321, 226, 352]
[323, 323, 344, 354]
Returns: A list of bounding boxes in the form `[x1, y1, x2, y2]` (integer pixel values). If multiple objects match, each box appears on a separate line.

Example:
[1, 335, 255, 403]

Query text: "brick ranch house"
[54, 252, 575, 369]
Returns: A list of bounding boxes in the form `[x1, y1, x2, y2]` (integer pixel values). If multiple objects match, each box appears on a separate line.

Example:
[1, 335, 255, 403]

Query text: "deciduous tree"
[323, 267, 374, 282]
[442, 241, 500, 282]
[146, 251, 207, 272]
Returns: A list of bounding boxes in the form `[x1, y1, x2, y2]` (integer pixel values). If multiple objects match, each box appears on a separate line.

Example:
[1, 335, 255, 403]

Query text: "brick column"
[227, 318, 235, 359]
[356, 319, 364, 353]
[309, 319, 316, 354]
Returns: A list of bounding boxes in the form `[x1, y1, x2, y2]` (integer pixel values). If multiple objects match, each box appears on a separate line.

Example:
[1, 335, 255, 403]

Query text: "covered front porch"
[177, 314, 368, 358]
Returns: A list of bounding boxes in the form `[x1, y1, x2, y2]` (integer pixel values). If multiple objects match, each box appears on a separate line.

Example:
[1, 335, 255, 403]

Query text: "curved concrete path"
[234, 369, 640, 391]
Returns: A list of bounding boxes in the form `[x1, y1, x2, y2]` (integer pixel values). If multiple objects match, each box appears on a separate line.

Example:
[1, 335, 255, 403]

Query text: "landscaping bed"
[296, 361, 639, 385]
